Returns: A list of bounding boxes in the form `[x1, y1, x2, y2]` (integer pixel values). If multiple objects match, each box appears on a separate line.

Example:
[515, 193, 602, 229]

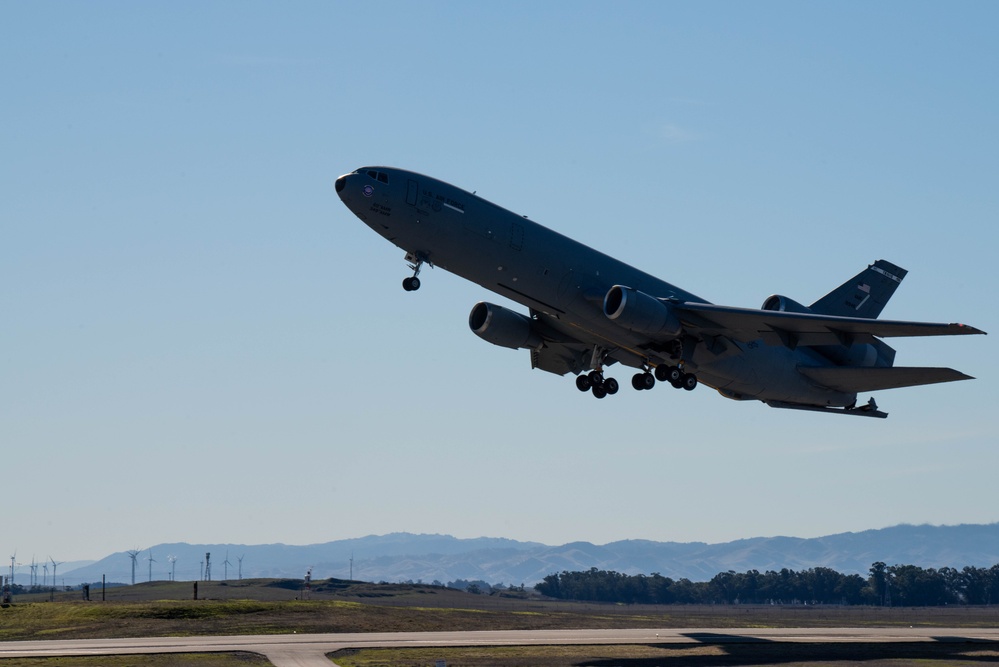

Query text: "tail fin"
[809, 259, 907, 319]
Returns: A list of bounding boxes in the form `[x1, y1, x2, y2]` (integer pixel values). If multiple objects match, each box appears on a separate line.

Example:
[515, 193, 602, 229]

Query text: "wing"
[673, 302, 986, 348]
[798, 366, 974, 393]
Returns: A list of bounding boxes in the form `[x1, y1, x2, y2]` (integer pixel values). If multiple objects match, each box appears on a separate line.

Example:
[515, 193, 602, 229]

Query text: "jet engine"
[603, 285, 682, 338]
[468, 302, 543, 350]
[761, 294, 812, 314]
[762, 295, 895, 368]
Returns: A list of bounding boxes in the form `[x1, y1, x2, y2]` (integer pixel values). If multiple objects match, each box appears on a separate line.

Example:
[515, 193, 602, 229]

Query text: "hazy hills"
[51, 523, 999, 587]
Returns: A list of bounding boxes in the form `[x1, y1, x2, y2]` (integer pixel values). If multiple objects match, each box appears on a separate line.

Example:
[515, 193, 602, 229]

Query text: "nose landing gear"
[402, 252, 428, 291]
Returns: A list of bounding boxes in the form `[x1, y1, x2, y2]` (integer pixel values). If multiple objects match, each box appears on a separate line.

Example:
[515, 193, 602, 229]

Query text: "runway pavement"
[3, 627, 999, 667]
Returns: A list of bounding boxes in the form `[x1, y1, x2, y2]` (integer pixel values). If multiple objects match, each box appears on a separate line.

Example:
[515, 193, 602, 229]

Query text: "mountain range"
[36, 523, 999, 587]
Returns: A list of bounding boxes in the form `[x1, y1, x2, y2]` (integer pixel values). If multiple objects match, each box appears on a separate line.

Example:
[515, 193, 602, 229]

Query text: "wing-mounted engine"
[761, 294, 812, 314]
[603, 285, 682, 338]
[468, 302, 543, 350]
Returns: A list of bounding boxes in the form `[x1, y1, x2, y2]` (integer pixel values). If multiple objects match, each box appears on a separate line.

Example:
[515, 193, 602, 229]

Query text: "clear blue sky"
[3, 1, 996, 564]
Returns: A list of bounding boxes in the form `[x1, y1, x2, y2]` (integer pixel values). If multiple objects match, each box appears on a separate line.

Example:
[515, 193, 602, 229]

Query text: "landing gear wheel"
[402, 276, 421, 291]
[603, 377, 619, 395]
[591, 385, 607, 399]
[587, 370, 604, 387]
[575, 375, 592, 392]
[681, 372, 698, 391]
[632, 372, 655, 391]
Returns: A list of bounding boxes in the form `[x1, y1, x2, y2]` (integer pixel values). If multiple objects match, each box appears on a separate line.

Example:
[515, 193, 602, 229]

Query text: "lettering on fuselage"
[369, 202, 392, 217]
[420, 188, 465, 214]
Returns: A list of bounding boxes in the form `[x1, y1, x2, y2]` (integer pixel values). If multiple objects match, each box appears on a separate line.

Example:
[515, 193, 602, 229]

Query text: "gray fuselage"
[336, 166, 856, 407]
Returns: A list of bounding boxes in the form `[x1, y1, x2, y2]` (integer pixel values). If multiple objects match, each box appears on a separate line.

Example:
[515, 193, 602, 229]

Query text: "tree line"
[535, 562, 999, 606]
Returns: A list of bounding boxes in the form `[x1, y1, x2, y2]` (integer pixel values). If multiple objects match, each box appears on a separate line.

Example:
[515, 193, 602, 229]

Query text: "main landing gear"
[630, 365, 697, 391]
[652, 364, 698, 391]
[575, 370, 620, 399]
[578, 364, 697, 399]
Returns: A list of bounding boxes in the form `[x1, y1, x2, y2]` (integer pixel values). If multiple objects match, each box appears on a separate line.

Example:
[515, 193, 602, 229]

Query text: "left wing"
[673, 302, 986, 348]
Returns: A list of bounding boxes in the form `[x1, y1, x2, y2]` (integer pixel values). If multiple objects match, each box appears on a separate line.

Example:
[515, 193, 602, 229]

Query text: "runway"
[2, 627, 999, 667]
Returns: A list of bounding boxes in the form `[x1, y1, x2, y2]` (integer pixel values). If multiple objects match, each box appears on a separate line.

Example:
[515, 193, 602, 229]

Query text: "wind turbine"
[9, 550, 17, 588]
[42, 562, 49, 588]
[223, 551, 232, 582]
[126, 549, 141, 586]
[167, 555, 178, 582]
[237, 554, 244, 581]
[49, 557, 63, 591]
[30, 557, 38, 588]
[147, 550, 156, 582]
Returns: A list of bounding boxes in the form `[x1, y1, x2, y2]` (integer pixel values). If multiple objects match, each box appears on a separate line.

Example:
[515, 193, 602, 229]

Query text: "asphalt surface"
[3, 627, 999, 666]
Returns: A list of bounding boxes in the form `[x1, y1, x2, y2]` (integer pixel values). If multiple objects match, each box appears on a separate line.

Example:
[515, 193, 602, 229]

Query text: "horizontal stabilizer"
[798, 366, 974, 393]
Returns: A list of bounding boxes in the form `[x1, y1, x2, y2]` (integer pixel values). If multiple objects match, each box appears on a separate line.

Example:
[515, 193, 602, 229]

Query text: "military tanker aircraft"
[335, 167, 985, 418]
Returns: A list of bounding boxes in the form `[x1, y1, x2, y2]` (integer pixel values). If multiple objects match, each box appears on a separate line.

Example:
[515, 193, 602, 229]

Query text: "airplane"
[335, 166, 985, 418]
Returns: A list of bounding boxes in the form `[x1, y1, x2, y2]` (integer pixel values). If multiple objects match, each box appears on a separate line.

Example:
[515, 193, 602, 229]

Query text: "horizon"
[7, 522, 999, 590]
[9, 519, 997, 568]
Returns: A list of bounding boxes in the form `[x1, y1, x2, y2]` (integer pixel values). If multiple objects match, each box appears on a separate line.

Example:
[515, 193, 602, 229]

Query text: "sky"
[2, 1, 997, 565]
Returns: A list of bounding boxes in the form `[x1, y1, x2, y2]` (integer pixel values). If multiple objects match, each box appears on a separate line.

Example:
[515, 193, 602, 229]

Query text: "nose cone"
[335, 175, 347, 194]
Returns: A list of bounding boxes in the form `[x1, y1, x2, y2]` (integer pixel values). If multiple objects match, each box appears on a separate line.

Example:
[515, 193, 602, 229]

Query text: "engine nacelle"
[761, 294, 813, 314]
[603, 285, 682, 338]
[760, 296, 898, 368]
[815, 339, 895, 368]
[468, 302, 543, 350]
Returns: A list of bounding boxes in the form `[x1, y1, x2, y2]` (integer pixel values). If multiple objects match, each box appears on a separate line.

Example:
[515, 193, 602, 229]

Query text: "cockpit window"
[357, 168, 390, 184]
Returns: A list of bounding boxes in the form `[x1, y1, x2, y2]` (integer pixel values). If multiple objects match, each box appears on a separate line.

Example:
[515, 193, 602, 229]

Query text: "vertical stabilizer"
[809, 259, 907, 319]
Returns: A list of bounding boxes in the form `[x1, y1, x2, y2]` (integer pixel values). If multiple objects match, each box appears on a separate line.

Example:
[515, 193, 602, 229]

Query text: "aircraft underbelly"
[696, 344, 857, 407]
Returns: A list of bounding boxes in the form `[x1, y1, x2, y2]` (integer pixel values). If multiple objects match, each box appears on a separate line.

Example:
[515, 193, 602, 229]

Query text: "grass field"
[3, 579, 999, 666]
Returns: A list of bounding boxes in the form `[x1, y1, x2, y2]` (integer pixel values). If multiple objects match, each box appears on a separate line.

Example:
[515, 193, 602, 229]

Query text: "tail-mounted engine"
[761, 294, 812, 314]
[468, 302, 543, 350]
[762, 295, 894, 368]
